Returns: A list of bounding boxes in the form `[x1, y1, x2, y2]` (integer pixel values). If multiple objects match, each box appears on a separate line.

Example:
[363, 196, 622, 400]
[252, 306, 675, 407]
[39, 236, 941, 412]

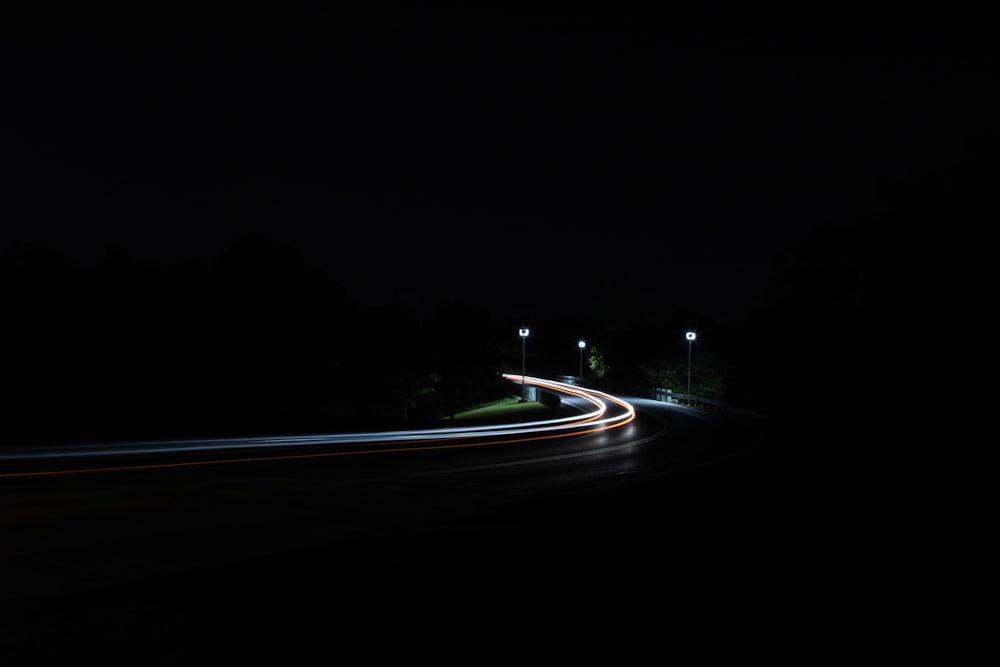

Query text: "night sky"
[2, 8, 994, 327]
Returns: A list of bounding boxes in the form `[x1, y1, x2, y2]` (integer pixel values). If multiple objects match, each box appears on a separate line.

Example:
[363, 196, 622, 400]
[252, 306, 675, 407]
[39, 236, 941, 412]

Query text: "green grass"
[449, 397, 578, 423]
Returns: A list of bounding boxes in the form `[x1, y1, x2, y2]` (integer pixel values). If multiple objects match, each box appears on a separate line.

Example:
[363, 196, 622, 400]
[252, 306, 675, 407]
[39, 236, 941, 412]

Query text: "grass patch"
[449, 397, 579, 423]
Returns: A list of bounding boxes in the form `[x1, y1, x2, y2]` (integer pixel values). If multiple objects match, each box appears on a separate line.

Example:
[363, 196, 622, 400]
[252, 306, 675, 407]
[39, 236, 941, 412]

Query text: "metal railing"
[554, 376, 735, 414]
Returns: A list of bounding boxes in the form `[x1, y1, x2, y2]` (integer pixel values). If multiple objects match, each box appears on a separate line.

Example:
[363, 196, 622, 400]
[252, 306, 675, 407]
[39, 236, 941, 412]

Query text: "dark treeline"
[2, 149, 993, 461]
[0, 230, 760, 448]
[0, 233, 512, 445]
[537, 147, 994, 463]
[738, 147, 994, 462]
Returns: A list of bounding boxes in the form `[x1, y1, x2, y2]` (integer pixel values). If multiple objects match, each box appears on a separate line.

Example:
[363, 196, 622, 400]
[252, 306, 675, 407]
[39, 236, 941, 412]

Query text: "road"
[1, 377, 763, 657]
[3, 376, 989, 662]
[2, 376, 746, 596]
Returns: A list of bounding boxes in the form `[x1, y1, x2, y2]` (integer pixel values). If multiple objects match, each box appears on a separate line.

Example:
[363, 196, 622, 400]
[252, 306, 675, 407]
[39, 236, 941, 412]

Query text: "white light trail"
[0, 376, 635, 476]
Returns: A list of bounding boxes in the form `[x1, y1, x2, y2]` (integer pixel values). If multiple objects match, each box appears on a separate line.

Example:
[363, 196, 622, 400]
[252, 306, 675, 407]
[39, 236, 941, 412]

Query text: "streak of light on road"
[1, 376, 635, 478]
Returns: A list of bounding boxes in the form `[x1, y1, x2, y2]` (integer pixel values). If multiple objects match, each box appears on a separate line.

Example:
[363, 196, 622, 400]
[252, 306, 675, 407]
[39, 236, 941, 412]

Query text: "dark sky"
[2, 9, 994, 326]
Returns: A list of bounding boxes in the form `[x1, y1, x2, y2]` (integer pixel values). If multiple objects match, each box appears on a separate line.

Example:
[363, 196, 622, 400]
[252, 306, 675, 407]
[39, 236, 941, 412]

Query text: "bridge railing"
[553, 376, 735, 414]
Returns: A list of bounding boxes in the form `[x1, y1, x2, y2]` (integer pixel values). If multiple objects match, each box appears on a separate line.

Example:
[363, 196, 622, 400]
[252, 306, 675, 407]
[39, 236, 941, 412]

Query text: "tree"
[587, 345, 609, 380]
[639, 358, 685, 393]
[639, 351, 727, 399]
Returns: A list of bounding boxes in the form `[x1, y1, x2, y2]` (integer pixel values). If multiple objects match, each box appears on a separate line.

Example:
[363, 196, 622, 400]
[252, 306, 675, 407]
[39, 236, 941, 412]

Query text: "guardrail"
[553, 376, 735, 414]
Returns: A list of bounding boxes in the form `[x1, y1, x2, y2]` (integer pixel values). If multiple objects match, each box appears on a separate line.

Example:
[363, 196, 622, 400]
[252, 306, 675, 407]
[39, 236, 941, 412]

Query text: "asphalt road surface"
[2, 388, 993, 664]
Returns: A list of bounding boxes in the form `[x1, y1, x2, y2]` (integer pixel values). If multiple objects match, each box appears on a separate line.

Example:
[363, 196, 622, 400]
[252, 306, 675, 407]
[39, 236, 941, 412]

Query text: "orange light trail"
[1, 376, 635, 478]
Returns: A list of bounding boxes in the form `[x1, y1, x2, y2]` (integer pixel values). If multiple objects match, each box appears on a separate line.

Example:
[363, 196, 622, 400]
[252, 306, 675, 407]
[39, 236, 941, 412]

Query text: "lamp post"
[686, 331, 696, 395]
[519, 328, 530, 401]
[578, 339, 586, 382]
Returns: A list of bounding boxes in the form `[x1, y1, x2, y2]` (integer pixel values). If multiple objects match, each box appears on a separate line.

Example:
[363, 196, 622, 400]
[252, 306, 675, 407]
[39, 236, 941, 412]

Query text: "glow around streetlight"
[578, 340, 586, 380]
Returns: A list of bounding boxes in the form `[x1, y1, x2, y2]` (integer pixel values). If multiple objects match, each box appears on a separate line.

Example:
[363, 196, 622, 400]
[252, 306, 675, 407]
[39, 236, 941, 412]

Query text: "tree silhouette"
[743, 144, 994, 456]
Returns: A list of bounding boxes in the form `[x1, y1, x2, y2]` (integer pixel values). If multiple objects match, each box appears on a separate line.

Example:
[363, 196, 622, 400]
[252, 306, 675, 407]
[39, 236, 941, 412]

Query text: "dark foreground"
[2, 416, 994, 664]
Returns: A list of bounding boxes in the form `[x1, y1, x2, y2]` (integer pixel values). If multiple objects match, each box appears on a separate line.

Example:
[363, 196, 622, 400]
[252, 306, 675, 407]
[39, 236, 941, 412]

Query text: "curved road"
[3, 375, 766, 661]
[2, 376, 750, 594]
[4, 377, 988, 662]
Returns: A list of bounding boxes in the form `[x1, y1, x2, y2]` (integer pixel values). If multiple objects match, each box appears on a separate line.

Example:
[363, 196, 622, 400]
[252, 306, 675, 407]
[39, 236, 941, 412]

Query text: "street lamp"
[686, 331, 696, 394]
[519, 328, 530, 401]
[578, 339, 586, 381]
